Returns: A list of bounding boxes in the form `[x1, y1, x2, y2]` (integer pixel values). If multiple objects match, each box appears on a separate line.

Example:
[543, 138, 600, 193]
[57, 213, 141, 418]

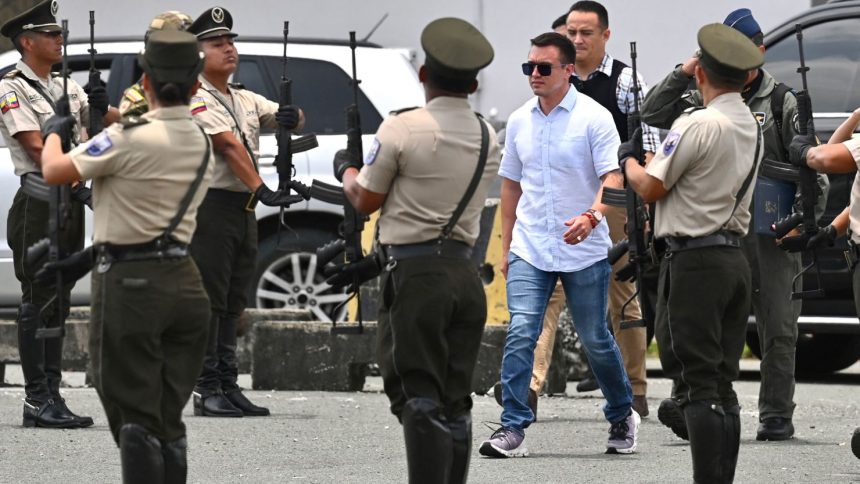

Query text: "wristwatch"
[583, 209, 604, 228]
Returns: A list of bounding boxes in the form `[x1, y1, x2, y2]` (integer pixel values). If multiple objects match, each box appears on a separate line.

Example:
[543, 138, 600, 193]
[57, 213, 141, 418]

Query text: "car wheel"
[747, 330, 860, 374]
[253, 227, 351, 323]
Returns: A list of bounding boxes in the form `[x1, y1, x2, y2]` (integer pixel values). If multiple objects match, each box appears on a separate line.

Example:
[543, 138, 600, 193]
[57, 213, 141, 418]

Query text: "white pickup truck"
[0, 35, 424, 322]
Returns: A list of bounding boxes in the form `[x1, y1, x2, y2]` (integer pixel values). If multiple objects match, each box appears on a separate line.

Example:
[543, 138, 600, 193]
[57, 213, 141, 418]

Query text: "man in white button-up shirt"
[479, 32, 637, 458]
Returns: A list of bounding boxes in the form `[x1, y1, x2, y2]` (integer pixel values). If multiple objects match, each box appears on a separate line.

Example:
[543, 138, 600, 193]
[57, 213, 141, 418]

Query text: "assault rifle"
[312, 32, 374, 335]
[602, 41, 648, 329]
[273, 22, 315, 223]
[26, 20, 74, 339]
[770, 24, 825, 299]
[87, 11, 102, 136]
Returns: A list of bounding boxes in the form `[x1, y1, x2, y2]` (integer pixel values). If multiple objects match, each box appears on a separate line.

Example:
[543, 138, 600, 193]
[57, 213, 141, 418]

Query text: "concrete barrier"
[1, 307, 569, 396]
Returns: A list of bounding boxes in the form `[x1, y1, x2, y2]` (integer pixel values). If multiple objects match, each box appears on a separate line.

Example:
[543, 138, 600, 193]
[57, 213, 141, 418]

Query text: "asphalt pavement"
[2, 360, 860, 483]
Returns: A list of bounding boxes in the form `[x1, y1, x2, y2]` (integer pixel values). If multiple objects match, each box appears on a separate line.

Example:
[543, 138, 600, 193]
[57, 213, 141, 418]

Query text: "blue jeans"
[500, 254, 632, 431]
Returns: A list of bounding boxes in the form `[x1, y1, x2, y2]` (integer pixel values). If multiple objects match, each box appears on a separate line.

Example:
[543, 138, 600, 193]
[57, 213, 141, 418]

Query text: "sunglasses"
[521, 62, 569, 76]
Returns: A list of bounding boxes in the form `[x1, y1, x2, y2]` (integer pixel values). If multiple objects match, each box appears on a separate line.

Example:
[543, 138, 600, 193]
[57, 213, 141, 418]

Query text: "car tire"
[253, 227, 351, 323]
[746, 331, 860, 374]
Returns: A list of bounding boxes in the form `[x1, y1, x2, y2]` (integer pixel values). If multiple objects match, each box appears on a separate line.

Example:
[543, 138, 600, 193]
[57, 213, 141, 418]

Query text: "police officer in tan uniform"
[622, 24, 763, 483]
[789, 101, 860, 460]
[0, 0, 117, 429]
[187, 6, 305, 418]
[335, 17, 498, 484]
[40, 29, 213, 484]
[118, 10, 193, 118]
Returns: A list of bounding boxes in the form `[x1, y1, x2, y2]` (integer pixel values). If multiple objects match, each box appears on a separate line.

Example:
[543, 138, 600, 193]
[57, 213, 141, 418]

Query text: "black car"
[752, 0, 860, 373]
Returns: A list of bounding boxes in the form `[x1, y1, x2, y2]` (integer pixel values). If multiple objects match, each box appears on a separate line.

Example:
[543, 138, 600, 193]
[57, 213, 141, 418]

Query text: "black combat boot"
[401, 398, 453, 484]
[161, 435, 188, 484]
[48, 376, 94, 428]
[192, 391, 243, 417]
[756, 416, 794, 441]
[722, 405, 741, 483]
[684, 401, 734, 484]
[224, 388, 270, 417]
[447, 412, 472, 484]
[119, 423, 164, 484]
[22, 398, 79, 428]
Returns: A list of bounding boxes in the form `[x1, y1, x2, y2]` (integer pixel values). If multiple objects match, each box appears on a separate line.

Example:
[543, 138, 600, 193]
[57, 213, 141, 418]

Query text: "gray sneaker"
[479, 426, 529, 458]
[606, 409, 641, 454]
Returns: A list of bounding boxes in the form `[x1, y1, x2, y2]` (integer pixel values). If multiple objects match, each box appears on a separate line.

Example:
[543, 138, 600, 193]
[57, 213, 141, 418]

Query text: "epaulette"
[390, 106, 419, 116]
[2, 69, 21, 80]
[228, 82, 246, 90]
[683, 106, 706, 114]
[119, 116, 150, 129]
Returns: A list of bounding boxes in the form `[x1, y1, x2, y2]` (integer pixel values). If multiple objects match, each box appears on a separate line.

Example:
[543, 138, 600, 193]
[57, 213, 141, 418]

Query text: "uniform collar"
[425, 96, 471, 110]
[746, 68, 776, 101]
[15, 59, 51, 84]
[709, 91, 744, 108]
[198, 74, 231, 96]
[143, 105, 194, 121]
[572, 53, 612, 80]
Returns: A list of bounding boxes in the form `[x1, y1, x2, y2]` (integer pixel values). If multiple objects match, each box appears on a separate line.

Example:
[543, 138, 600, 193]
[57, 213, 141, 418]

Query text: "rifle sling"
[440, 114, 489, 240]
[723, 120, 762, 229]
[205, 87, 259, 171]
[21, 76, 59, 113]
[160, 127, 212, 244]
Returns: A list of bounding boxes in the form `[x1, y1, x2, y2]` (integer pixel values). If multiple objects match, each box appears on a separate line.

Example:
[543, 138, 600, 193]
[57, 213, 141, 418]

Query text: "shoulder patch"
[124, 86, 145, 103]
[365, 138, 381, 165]
[119, 116, 150, 129]
[390, 106, 419, 116]
[2, 69, 21, 80]
[190, 96, 207, 115]
[753, 112, 766, 126]
[0, 91, 20, 114]
[661, 130, 681, 156]
[85, 131, 114, 156]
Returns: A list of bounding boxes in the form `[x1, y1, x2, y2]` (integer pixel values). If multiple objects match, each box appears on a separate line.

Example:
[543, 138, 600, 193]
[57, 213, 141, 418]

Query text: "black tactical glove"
[85, 84, 110, 117]
[789, 120, 816, 168]
[71, 183, 93, 209]
[324, 253, 382, 291]
[41, 114, 76, 141]
[33, 246, 94, 286]
[333, 149, 362, 183]
[806, 224, 837, 250]
[617, 127, 643, 173]
[275, 104, 300, 131]
[778, 233, 809, 253]
[255, 184, 294, 207]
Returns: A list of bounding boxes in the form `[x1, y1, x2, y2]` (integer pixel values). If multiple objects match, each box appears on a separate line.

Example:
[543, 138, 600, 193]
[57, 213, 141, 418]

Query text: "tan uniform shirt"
[190, 76, 278, 192]
[646, 93, 762, 238]
[842, 136, 860, 244]
[69, 106, 214, 245]
[356, 97, 501, 246]
[0, 60, 90, 175]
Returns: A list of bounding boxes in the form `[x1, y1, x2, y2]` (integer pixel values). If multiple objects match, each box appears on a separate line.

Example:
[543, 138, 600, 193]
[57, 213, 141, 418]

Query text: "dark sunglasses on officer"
[521, 62, 569, 76]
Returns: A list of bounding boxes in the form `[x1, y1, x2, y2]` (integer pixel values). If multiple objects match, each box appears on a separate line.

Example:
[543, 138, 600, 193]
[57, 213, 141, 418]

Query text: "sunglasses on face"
[521, 62, 569, 76]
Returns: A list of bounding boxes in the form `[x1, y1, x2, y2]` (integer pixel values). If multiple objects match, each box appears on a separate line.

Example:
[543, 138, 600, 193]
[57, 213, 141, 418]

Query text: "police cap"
[1, 0, 61, 40]
[421, 17, 494, 81]
[188, 6, 237, 41]
[138, 30, 204, 85]
[146, 11, 193, 37]
[723, 8, 761, 39]
[697, 23, 763, 81]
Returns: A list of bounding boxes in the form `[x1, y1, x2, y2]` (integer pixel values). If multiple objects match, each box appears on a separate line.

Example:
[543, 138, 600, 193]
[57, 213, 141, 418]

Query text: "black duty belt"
[662, 231, 742, 253]
[95, 240, 188, 263]
[384, 240, 473, 261]
[205, 188, 258, 212]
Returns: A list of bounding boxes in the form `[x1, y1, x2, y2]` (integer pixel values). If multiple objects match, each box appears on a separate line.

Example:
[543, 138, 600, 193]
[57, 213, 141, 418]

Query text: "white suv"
[0, 36, 424, 321]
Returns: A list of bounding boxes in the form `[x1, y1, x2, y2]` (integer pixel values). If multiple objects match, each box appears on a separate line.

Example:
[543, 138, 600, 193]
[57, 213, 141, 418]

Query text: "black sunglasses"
[521, 62, 568, 76]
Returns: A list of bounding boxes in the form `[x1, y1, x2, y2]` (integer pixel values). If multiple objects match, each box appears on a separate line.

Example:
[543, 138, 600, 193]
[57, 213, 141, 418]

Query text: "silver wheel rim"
[255, 251, 350, 323]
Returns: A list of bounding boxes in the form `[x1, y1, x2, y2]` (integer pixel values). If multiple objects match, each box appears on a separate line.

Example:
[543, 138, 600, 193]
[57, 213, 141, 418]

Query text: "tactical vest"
[576, 59, 628, 141]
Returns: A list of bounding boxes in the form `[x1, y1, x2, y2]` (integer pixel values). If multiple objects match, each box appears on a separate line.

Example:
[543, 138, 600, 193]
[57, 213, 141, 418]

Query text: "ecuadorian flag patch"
[190, 96, 207, 115]
[0, 92, 20, 114]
